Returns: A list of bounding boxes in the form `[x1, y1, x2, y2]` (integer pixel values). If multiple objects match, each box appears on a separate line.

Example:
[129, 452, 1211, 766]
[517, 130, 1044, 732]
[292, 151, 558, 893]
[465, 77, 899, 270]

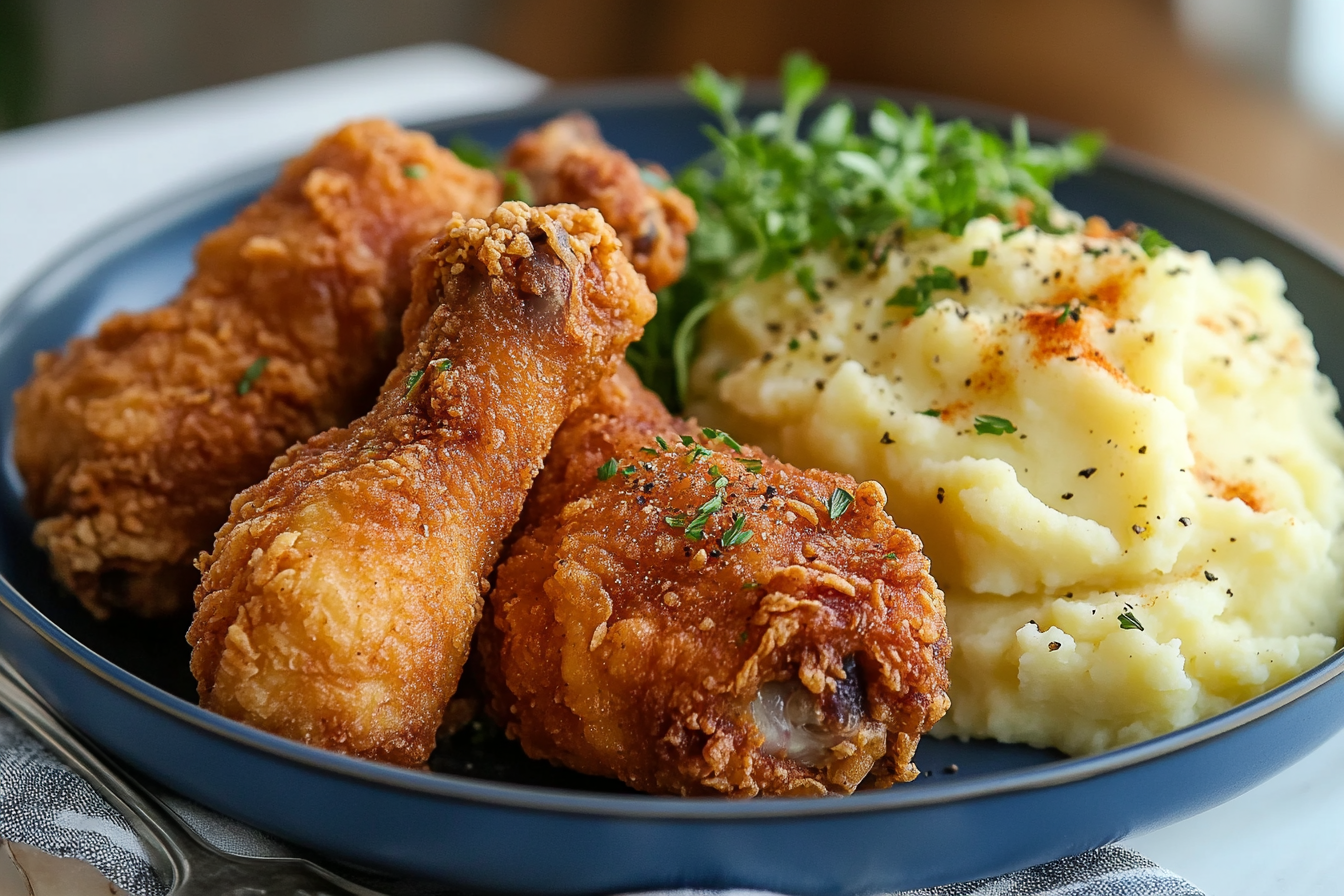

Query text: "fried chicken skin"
[189, 203, 656, 765]
[13, 120, 500, 618]
[506, 113, 697, 291]
[483, 365, 950, 796]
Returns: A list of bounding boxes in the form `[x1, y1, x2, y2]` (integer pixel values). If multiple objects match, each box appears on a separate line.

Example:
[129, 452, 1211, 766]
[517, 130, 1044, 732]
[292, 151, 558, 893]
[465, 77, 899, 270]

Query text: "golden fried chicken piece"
[506, 113, 697, 291]
[13, 120, 500, 619]
[189, 203, 655, 765]
[483, 364, 950, 796]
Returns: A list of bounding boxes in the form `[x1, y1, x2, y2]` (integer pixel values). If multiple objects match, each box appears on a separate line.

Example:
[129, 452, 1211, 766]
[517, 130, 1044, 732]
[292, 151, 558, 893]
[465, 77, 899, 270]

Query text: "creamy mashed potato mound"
[688, 217, 1344, 755]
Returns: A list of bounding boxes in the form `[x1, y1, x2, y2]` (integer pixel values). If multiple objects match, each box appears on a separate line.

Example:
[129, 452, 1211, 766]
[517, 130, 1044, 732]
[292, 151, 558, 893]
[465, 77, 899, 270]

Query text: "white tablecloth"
[0, 41, 1340, 896]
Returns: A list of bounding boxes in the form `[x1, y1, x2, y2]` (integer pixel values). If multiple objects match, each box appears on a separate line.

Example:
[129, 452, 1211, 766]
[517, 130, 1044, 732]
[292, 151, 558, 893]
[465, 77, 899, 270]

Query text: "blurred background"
[2, 0, 1344, 247]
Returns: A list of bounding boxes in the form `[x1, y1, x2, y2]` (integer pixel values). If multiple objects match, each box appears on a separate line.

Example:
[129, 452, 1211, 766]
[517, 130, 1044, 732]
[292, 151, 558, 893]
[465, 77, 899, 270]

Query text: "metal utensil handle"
[0, 656, 388, 895]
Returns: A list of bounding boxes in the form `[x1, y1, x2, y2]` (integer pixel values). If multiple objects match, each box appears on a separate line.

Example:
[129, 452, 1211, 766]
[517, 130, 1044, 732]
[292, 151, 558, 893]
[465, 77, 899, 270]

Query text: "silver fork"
[0, 656, 389, 896]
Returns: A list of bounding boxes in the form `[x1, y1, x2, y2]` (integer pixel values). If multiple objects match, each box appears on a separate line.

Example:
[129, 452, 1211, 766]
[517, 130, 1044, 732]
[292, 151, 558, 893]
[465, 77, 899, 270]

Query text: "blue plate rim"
[3, 80, 1344, 821]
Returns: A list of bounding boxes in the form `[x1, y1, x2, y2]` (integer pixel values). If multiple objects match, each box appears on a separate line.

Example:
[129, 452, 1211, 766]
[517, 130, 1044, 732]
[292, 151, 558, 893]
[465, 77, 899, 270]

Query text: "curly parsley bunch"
[626, 52, 1104, 409]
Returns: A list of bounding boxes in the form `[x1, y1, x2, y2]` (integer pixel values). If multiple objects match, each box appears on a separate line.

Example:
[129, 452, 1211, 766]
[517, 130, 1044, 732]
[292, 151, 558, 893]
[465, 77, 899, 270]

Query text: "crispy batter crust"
[13, 120, 500, 618]
[484, 365, 950, 795]
[188, 203, 655, 766]
[506, 113, 697, 292]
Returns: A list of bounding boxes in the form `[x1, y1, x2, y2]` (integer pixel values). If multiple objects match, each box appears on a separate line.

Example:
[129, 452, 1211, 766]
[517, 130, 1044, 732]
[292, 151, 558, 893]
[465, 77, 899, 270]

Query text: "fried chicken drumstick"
[505, 113, 696, 292]
[189, 203, 656, 765]
[13, 120, 500, 618]
[483, 365, 950, 796]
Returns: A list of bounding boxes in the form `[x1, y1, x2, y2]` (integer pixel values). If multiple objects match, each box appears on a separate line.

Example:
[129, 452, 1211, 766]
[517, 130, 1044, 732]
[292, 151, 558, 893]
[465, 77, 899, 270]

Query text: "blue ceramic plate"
[3, 84, 1344, 895]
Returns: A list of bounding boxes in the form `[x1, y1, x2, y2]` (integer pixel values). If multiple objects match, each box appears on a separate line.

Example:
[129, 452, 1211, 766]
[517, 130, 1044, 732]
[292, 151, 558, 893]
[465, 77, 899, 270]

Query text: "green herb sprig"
[237, 357, 269, 396]
[625, 52, 1104, 408]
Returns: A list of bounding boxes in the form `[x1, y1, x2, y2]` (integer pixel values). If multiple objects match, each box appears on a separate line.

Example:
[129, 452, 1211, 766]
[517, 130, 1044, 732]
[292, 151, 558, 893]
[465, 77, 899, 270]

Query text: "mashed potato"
[688, 217, 1344, 755]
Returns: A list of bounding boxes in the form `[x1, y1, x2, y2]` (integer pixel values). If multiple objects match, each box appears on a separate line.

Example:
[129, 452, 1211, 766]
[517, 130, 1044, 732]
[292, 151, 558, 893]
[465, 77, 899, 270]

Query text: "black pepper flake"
[1061, 493, 1073, 500]
[814, 380, 826, 391]
[1079, 468, 1097, 478]
[1065, 356, 1078, 362]
[936, 487, 945, 504]
[1204, 570, 1218, 582]
[1048, 641, 1061, 652]
[762, 352, 774, 363]
[1138, 445, 1147, 454]
[880, 432, 894, 445]
[822, 354, 838, 363]
[1178, 517, 1191, 526]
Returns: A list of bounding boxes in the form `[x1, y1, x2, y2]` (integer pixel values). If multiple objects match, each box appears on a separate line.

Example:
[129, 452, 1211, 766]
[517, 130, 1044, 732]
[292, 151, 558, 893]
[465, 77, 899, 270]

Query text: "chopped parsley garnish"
[971, 249, 989, 267]
[655, 436, 671, 451]
[702, 427, 744, 452]
[796, 265, 821, 302]
[623, 52, 1104, 409]
[826, 487, 854, 519]
[1055, 303, 1080, 324]
[883, 552, 898, 559]
[887, 265, 959, 316]
[402, 163, 428, 180]
[973, 415, 1016, 435]
[680, 434, 696, 447]
[1136, 226, 1172, 258]
[1117, 611, 1144, 631]
[597, 458, 619, 481]
[741, 458, 764, 474]
[737, 630, 750, 644]
[502, 170, 533, 204]
[788, 338, 801, 351]
[448, 135, 496, 170]
[720, 512, 754, 548]
[683, 493, 724, 540]
[431, 358, 453, 372]
[742, 581, 760, 590]
[621, 465, 638, 476]
[918, 408, 941, 417]
[641, 446, 659, 455]
[403, 369, 424, 397]
[237, 357, 269, 396]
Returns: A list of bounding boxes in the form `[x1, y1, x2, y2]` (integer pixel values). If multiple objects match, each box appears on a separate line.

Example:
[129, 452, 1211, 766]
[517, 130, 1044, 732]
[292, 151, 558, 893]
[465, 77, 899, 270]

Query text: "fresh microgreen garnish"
[680, 434, 696, 447]
[702, 427, 744, 452]
[621, 465, 638, 476]
[918, 408, 942, 417]
[402, 163, 428, 180]
[237, 357, 269, 396]
[687, 445, 713, 462]
[1118, 611, 1144, 631]
[720, 512, 754, 548]
[1055, 303, 1080, 325]
[430, 358, 453, 372]
[713, 475, 730, 489]
[624, 52, 1103, 409]
[971, 249, 989, 267]
[796, 265, 821, 302]
[742, 581, 760, 590]
[597, 458, 619, 481]
[887, 265, 959, 316]
[1136, 226, 1172, 258]
[787, 338, 801, 351]
[974, 415, 1017, 435]
[641, 446, 660, 455]
[883, 552, 898, 559]
[741, 458, 764, 474]
[666, 513, 688, 528]
[655, 436, 671, 451]
[403, 369, 424, 397]
[737, 630, 750, 644]
[826, 487, 854, 519]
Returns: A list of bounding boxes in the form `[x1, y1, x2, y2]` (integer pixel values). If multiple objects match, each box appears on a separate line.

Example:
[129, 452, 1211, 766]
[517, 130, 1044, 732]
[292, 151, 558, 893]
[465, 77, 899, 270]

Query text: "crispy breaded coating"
[13, 120, 500, 618]
[484, 365, 950, 796]
[506, 113, 697, 291]
[189, 203, 656, 765]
